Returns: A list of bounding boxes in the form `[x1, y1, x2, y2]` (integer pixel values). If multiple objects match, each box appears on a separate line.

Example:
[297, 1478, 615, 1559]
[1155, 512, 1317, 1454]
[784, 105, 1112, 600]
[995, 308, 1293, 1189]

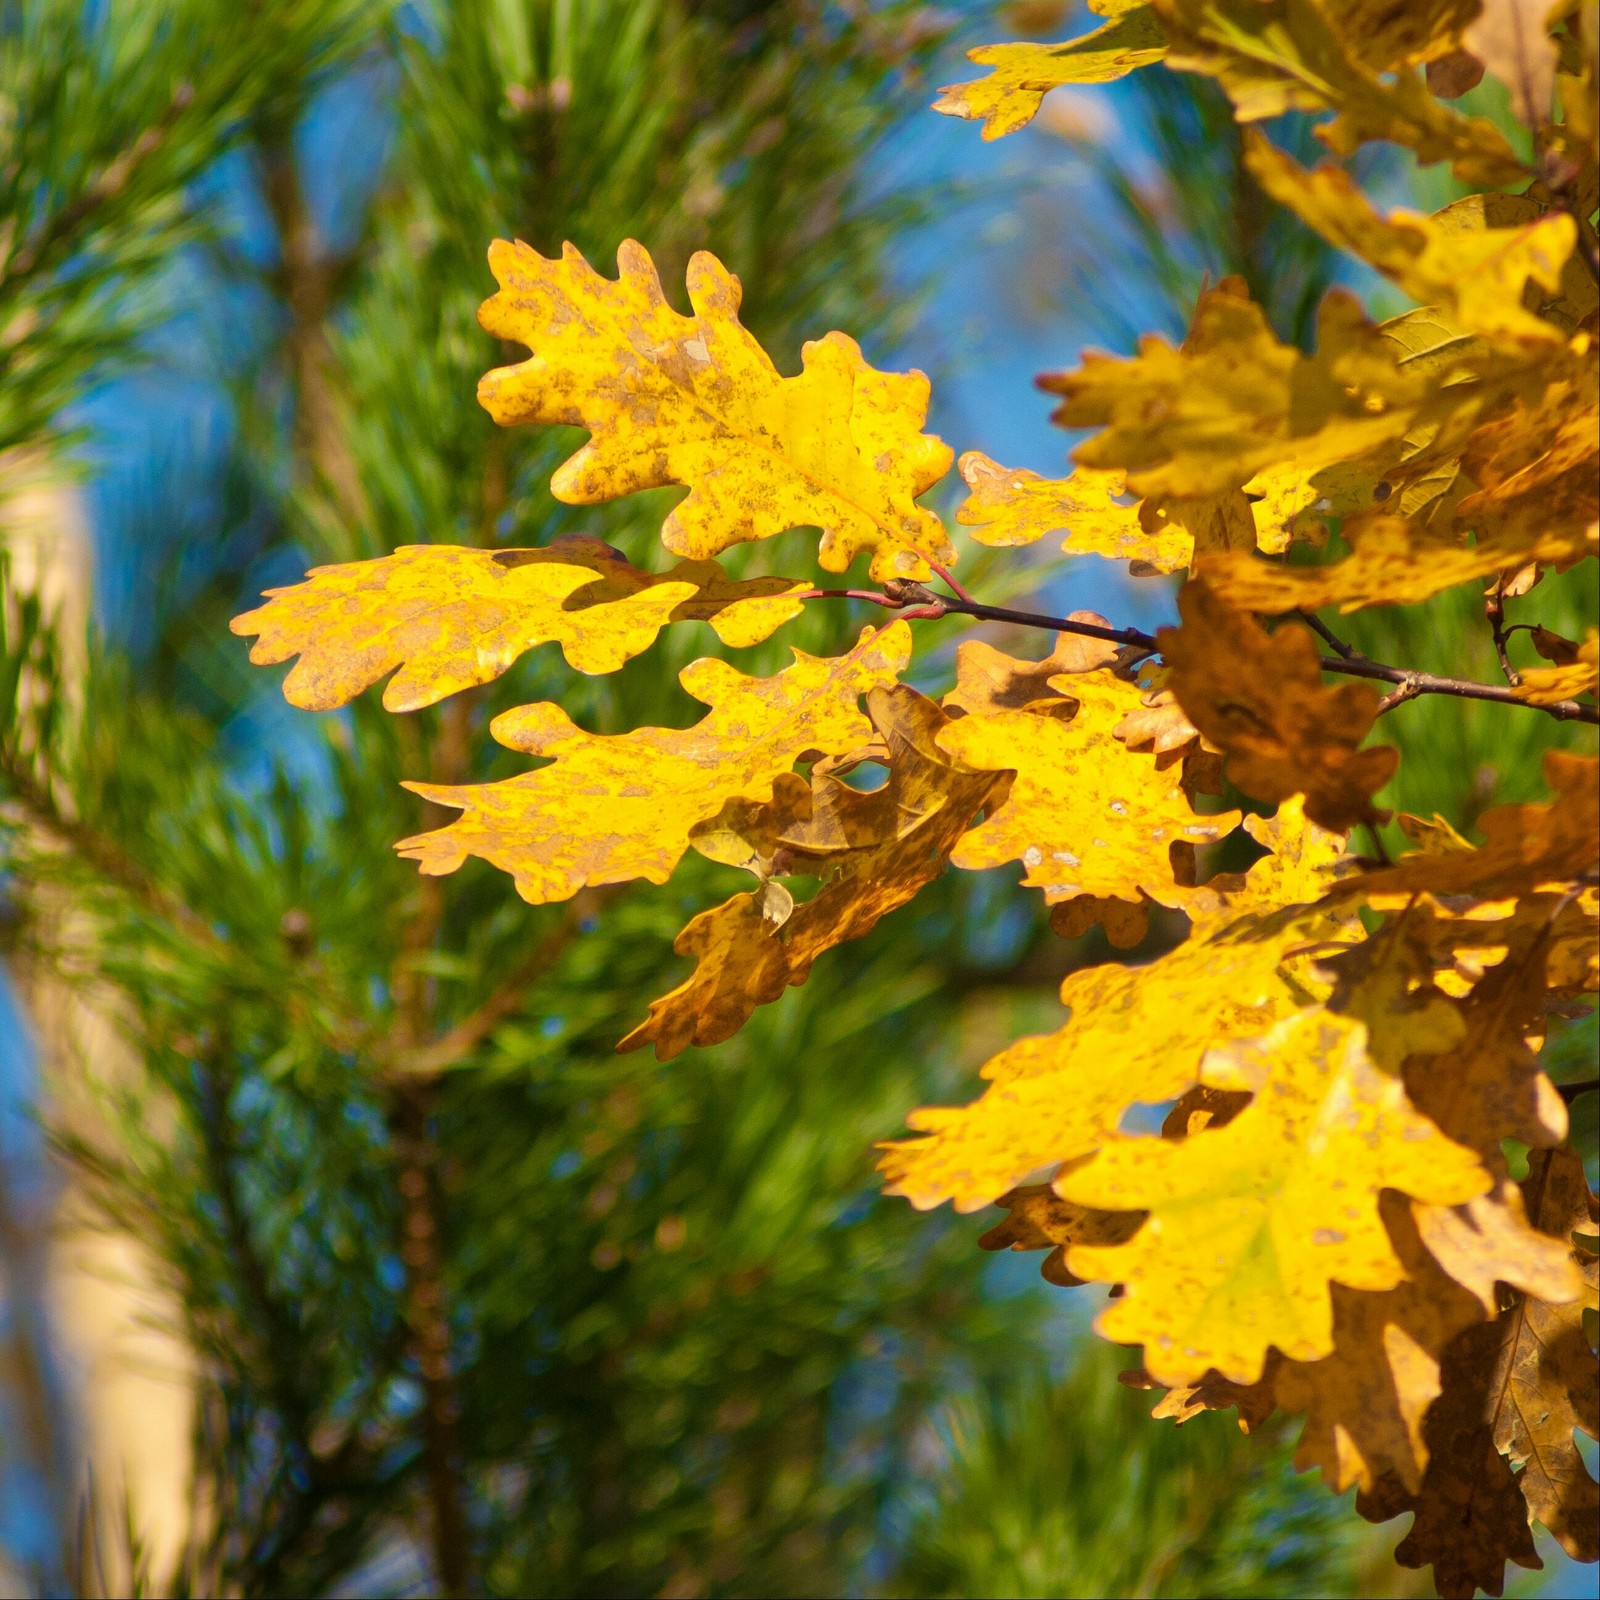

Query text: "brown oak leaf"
[1159, 578, 1398, 830]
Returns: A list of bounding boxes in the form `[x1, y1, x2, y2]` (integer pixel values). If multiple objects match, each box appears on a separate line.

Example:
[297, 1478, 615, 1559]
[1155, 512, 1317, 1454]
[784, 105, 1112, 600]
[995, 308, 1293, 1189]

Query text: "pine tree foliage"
[7, 4, 1346, 1596]
[1, 2, 1596, 1598]
[218, 3, 1598, 1596]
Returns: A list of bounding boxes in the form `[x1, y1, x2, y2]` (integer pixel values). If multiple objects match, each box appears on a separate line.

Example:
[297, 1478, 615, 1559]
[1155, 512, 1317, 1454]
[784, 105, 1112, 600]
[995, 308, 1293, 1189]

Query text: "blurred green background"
[0, 1, 1592, 1595]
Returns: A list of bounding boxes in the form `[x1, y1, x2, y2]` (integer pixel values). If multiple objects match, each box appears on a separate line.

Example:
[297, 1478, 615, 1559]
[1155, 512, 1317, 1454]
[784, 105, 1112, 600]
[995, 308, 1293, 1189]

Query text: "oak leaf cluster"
[233, 2, 1599, 1592]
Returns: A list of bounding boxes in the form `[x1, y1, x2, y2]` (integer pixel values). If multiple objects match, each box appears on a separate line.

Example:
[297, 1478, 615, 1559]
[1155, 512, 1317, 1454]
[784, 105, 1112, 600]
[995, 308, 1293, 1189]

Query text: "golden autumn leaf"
[938, 669, 1241, 943]
[1195, 511, 1585, 615]
[229, 537, 808, 712]
[941, 619, 1118, 718]
[977, 1183, 1145, 1288]
[1516, 627, 1600, 704]
[1244, 137, 1576, 349]
[617, 685, 1005, 1059]
[932, 2, 1168, 140]
[1348, 749, 1599, 901]
[1456, 356, 1600, 551]
[1155, 797, 1355, 929]
[1155, 0, 1526, 186]
[1057, 1007, 1491, 1385]
[1043, 280, 1443, 502]
[394, 622, 909, 903]
[476, 239, 954, 580]
[1159, 580, 1398, 831]
[953, 451, 1191, 572]
[878, 903, 1335, 1212]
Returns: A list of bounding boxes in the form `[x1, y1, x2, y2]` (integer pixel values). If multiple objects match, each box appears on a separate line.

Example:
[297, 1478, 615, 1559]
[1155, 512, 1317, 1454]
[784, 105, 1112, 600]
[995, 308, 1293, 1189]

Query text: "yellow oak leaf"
[878, 903, 1334, 1212]
[1160, 580, 1398, 831]
[1515, 627, 1599, 704]
[1347, 749, 1598, 902]
[1195, 511, 1584, 614]
[977, 1183, 1146, 1288]
[1044, 280, 1441, 502]
[477, 239, 954, 581]
[616, 686, 1005, 1059]
[1059, 1007, 1491, 1384]
[1154, 797, 1356, 930]
[1244, 137, 1576, 349]
[942, 619, 1118, 717]
[1111, 687, 1204, 757]
[939, 670, 1241, 940]
[1456, 356, 1600, 550]
[931, 3, 1168, 140]
[1155, 0, 1526, 186]
[1135, 488, 1257, 563]
[394, 622, 909, 903]
[953, 451, 1190, 572]
[229, 537, 808, 712]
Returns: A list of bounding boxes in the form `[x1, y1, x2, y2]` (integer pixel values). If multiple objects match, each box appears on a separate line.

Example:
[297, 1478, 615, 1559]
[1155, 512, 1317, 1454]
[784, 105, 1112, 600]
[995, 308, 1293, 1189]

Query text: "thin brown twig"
[1300, 610, 1357, 659]
[1484, 590, 1521, 686]
[1375, 680, 1420, 716]
[927, 559, 976, 604]
[803, 581, 1600, 724]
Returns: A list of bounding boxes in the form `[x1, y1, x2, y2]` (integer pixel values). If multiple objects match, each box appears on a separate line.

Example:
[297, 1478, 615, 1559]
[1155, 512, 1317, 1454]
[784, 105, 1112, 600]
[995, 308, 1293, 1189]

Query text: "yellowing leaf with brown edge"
[229, 537, 809, 712]
[953, 451, 1191, 573]
[394, 622, 909, 903]
[1245, 137, 1575, 350]
[1043, 281, 1442, 502]
[1413, 1182, 1587, 1315]
[941, 618, 1118, 718]
[1362, 1149, 1599, 1589]
[1347, 749, 1599, 902]
[477, 239, 954, 581]
[1275, 1193, 1485, 1496]
[616, 685, 1005, 1059]
[1196, 511, 1587, 615]
[1058, 1007, 1491, 1385]
[1160, 580, 1398, 831]
[1360, 1319, 1543, 1599]
[977, 1183, 1146, 1288]
[931, 3, 1168, 140]
[878, 903, 1334, 1212]
[939, 670, 1241, 944]
[1400, 939, 1570, 1174]
[1155, 0, 1526, 186]
[1516, 627, 1599, 705]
